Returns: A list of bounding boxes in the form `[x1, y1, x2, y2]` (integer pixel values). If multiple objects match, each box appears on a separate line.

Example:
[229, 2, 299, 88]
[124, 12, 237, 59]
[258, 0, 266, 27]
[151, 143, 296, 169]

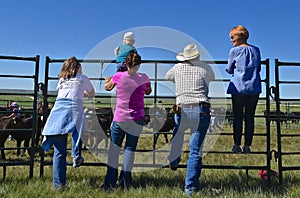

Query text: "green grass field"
[0, 96, 300, 197]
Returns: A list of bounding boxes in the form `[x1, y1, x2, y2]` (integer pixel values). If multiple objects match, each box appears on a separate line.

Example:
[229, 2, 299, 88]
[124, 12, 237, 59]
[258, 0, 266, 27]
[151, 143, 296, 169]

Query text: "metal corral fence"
[274, 59, 300, 184]
[39, 56, 272, 182]
[0, 55, 40, 179]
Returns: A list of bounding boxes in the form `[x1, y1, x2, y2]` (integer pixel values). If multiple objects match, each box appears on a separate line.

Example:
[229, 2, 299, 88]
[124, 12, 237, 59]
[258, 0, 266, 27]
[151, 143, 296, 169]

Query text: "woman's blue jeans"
[104, 120, 144, 189]
[168, 105, 210, 192]
[45, 134, 68, 189]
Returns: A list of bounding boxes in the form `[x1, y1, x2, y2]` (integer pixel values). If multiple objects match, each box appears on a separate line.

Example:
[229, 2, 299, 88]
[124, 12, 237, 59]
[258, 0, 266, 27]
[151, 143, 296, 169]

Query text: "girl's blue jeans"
[43, 131, 82, 189]
[45, 134, 68, 189]
[71, 128, 83, 161]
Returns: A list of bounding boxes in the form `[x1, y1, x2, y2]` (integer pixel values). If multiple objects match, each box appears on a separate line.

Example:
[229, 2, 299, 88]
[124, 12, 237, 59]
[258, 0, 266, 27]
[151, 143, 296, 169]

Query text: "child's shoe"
[73, 157, 84, 168]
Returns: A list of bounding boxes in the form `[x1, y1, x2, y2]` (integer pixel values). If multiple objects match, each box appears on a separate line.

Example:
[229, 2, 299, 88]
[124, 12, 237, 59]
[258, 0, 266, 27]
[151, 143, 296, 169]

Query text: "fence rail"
[39, 57, 272, 182]
[0, 55, 40, 179]
[1, 55, 299, 185]
[274, 59, 300, 184]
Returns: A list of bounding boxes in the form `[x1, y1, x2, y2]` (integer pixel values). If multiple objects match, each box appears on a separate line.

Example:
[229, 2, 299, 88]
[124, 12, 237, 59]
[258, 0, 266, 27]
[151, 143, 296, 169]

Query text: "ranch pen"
[0, 54, 300, 185]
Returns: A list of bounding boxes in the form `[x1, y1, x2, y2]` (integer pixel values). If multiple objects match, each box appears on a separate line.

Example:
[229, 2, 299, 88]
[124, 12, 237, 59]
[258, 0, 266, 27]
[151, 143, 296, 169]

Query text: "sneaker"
[167, 159, 179, 171]
[73, 157, 84, 168]
[169, 164, 178, 171]
[184, 189, 194, 197]
[231, 145, 242, 154]
[9, 135, 15, 141]
[101, 184, 114, 192]
[243, 146, 251, 154]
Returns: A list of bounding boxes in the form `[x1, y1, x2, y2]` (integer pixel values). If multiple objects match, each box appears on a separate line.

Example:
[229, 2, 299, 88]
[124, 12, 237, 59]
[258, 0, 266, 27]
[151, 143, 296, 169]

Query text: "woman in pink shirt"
[103, 52, 151, 190]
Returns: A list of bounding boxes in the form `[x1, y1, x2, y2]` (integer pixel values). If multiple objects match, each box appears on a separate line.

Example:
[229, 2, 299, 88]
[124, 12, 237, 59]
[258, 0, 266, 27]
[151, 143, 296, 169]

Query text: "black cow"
[145, 106, 175, 145]
[225, 109, 233, 127]
[34, 101, 45, 145]
[290, 111, 300, 124]
[81, 107, 112, 149]
[0, 114, 32, 160]
[263, 110, 287, 125]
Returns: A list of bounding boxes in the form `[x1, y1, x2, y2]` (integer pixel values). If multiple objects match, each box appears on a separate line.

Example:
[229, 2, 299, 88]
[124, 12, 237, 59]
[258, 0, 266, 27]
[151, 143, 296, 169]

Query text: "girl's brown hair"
[126, 52, 142, 69]
[59, 57, 81, 79]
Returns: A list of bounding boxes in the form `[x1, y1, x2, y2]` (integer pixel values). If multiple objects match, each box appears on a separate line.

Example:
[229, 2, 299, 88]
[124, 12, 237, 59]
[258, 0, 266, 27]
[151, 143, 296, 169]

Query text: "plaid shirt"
[165, 61, 215, 104]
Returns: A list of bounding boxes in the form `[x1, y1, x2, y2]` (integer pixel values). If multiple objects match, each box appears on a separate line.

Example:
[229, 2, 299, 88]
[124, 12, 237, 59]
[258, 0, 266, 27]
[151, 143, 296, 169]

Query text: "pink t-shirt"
[112, 71, 151, 122]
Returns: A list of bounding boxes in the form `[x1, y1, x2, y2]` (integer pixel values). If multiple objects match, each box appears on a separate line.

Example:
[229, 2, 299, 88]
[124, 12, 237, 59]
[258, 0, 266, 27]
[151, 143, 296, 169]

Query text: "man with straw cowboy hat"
[165, 43, 215, 197]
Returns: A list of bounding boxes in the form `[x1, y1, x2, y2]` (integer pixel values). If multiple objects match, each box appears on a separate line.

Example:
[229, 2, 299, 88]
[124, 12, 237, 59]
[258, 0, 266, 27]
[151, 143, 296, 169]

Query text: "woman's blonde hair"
[230, 25, 249, 40]
[59, 56, 81, 79]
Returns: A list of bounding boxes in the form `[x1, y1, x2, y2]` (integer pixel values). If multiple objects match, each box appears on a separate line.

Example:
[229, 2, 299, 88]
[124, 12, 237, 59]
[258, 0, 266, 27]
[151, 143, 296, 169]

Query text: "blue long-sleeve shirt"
[225, 45, 262, 95]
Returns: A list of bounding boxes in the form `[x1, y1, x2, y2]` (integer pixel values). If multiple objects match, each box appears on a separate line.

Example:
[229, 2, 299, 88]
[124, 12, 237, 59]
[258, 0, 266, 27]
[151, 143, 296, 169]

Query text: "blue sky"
[1, 0, 300, 99]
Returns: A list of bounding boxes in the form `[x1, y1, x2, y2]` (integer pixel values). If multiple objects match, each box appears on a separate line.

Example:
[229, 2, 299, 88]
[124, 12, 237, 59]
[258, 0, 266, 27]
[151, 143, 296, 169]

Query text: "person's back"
[57, 73, 94, 102]
[41, 57, 95, 189]
[165, 44, 215, 197]
[225, 25, 262, 154]
[112, 71, 150, 122]
[226, 45, 261, 95]
[103, 52, 151, 190]
[115, 44, 136, 63]
[168, 61, 214, 104]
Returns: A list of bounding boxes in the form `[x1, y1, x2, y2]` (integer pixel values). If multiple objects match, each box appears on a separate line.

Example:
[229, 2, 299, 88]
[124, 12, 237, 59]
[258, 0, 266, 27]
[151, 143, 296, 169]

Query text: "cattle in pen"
[145, 106, 175, 145]
[0, 113, 33, 160]
[263, 110, 287, 125]
[81, 107, 111, 149]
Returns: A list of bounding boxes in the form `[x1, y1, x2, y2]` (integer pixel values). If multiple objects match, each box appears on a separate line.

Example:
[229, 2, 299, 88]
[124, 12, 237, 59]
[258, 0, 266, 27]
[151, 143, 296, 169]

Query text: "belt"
[180, 102, 210, 108]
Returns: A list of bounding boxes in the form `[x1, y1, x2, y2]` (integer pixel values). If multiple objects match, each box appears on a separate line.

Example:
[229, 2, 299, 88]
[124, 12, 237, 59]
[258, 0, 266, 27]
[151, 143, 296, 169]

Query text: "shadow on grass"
[126, 169, 300, 196]
[135, 170, 186, 189]
[200, 174, 286, 195]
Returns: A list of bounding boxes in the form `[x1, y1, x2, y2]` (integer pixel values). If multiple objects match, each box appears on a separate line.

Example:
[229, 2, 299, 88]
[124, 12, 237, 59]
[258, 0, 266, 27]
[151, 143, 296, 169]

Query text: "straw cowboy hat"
[176, 44, 200, 61]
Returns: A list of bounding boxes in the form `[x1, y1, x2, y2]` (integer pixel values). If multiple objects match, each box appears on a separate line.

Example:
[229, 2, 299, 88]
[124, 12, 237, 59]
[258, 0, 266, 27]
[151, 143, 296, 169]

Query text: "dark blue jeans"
[104, 120, 144, 189]
[116, 62, 128, 72]
[231, 94, 259, 146]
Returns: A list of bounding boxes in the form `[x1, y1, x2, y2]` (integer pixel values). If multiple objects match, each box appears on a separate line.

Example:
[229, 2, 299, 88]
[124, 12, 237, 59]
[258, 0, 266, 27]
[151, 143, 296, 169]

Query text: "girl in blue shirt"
[225, 25, 262, 154]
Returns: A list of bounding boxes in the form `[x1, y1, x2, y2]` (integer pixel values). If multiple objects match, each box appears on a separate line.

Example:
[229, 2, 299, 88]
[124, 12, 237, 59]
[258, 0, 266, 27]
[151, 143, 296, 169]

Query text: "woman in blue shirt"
[225, 25, 262, 154]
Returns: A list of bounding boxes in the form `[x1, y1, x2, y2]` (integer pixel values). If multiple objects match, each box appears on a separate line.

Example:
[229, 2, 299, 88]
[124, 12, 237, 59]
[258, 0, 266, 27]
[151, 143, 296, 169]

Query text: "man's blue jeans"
[168, 105, 210, 192]
[104, 120, 144, 189]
